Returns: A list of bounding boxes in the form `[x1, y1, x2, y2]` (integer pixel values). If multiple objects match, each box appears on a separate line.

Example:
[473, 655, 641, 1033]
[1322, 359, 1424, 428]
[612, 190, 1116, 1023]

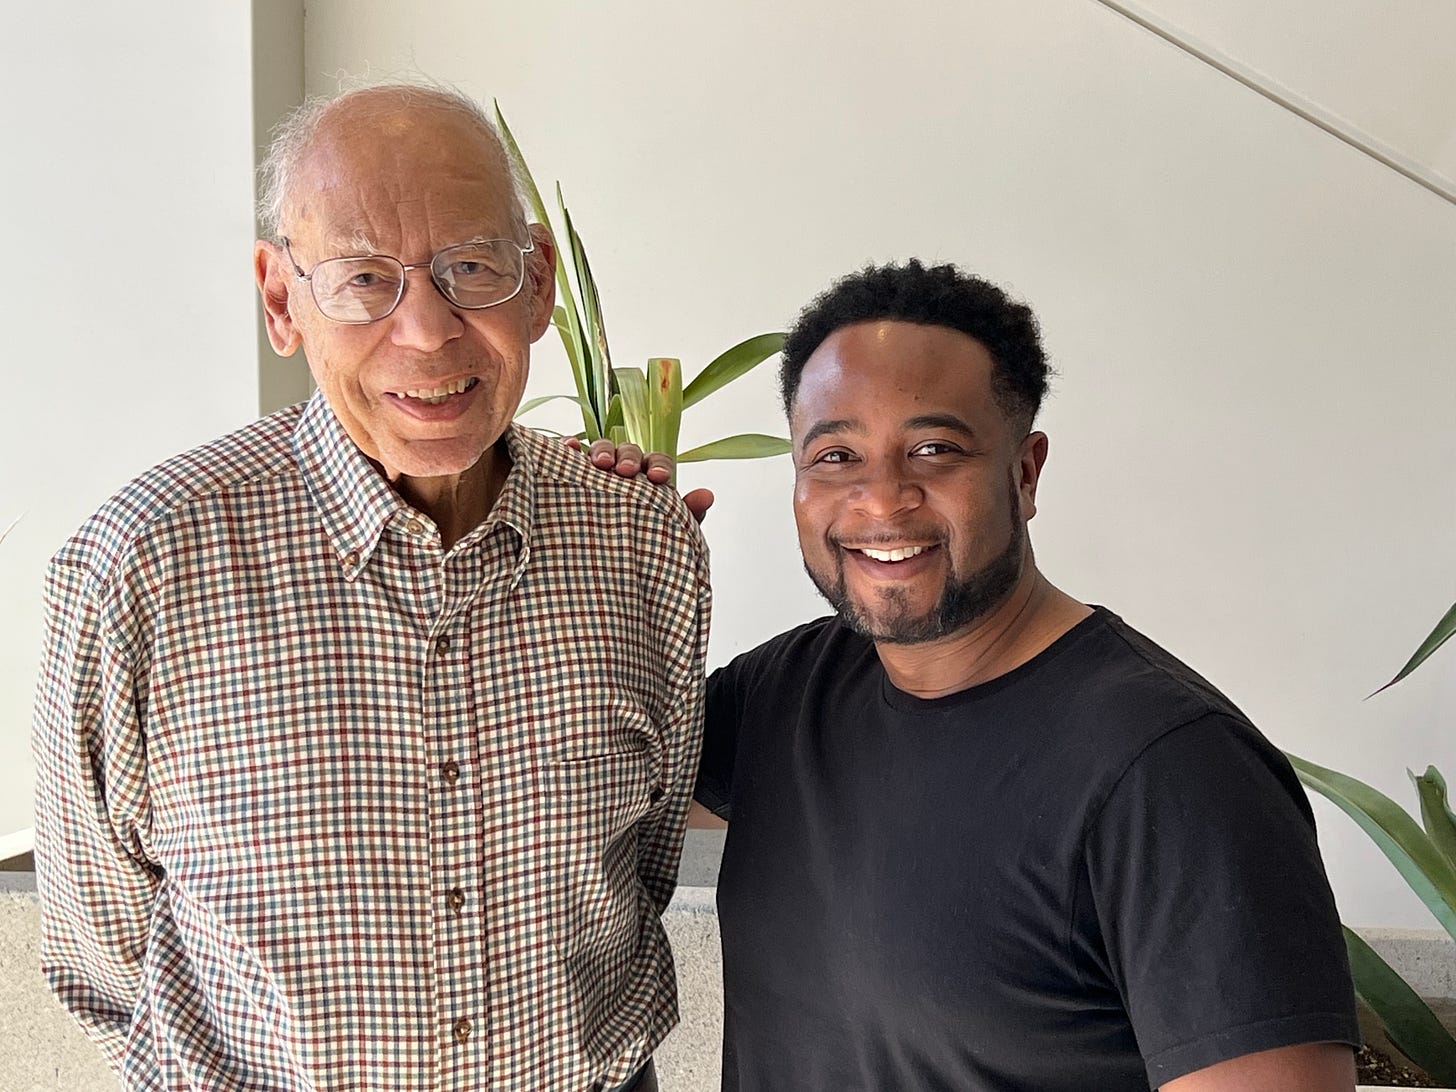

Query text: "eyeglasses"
[281, 235, 535, 324]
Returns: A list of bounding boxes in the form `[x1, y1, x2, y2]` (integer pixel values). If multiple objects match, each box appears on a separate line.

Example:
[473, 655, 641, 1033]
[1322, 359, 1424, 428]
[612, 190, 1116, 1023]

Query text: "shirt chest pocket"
[535, 745, 661, 963]
[540, 746, 660, 849]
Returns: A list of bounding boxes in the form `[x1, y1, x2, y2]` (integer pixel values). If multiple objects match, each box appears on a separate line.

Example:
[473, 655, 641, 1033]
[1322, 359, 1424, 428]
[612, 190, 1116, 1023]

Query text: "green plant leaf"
[492, 102, 551, 225]
[613, 367, 651, 450]
[1288, 753, 1456, 940]
[683, 332, 786, 410]
[649, 358, 684, 469]
[515, 393, 594, 419]
[1376, 603, 1456, 694]
[494, 104, 596, 438]
[1344, 925, 1456, 1085]
[604, 393, 625, 436]
[559, 187, 612, 428]
[1413, 766, 1456, 870]
[678, 434, 792, 462]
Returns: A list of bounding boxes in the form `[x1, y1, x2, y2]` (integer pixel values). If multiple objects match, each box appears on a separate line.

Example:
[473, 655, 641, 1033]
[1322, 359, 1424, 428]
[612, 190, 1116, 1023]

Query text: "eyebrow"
[904, 413, 977, 437]
[797, 413, 977, 451]
[798, 418, 859, 451]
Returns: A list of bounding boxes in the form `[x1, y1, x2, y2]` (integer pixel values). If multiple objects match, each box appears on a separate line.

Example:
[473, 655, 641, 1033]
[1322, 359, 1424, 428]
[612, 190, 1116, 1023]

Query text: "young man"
[620, 261, 1359, 1090]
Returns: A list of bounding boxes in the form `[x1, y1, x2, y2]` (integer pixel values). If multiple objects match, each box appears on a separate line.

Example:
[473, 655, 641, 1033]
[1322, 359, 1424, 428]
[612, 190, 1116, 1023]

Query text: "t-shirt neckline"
[878, 605, 1113, 714]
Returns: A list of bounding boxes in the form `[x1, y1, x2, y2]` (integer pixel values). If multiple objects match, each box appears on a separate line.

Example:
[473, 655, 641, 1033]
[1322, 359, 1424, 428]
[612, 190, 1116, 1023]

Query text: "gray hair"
[255, 80, 529, 241]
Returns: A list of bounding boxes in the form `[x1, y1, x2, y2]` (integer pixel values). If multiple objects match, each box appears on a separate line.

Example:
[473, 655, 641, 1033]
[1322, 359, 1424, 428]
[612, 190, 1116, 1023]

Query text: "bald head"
[257, 83, 526, 243]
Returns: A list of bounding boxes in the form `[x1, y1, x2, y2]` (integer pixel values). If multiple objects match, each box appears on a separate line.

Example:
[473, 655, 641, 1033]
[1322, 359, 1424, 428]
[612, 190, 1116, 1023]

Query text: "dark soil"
[1355, 996, 1455, 1087]
[1357, 1043, 1438, 1087]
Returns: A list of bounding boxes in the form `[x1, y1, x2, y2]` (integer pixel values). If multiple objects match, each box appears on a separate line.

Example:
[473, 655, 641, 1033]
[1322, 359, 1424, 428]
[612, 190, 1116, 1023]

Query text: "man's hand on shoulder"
[568, 437, 714, 524]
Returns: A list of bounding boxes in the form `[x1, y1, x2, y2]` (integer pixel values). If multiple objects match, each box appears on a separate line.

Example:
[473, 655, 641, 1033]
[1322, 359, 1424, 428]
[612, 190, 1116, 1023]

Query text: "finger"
[564, 436, 584, 452]
[683, 488, 714, 525]
[587, 438, 618, 467]
[613, 443, 645, 476]
[643, 452, 674, 484]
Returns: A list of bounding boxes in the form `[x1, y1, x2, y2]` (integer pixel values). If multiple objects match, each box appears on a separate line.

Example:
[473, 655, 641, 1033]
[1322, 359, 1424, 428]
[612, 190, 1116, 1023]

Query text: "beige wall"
[300, 0, 1456, 930]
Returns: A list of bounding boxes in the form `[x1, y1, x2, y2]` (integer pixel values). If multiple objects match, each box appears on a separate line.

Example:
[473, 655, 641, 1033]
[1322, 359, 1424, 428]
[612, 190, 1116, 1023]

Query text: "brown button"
[441, 759, 460, 785]
[452, 1016, 471, 1044]
[342, 550, 360, 568]
[446, 887, 465, 912]
[435, 636, 450, 655]
[405, 518, 426, 535]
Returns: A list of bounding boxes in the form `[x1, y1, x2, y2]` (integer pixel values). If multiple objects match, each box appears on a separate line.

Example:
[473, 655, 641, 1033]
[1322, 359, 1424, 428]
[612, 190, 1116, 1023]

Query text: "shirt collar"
[294, 393, 539, 582]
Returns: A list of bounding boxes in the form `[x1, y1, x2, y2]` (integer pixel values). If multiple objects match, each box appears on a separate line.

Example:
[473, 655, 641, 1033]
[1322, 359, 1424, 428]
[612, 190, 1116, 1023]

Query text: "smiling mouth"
[856, 545, 931, 563]
[390, 377, 479, 405]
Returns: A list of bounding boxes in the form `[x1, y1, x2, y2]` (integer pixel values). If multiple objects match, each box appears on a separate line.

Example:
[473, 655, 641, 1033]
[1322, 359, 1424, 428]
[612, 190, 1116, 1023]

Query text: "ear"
[255, 240, 304, 356]
[523, 222, 558, 342]
[1016, 431, 1049, 522]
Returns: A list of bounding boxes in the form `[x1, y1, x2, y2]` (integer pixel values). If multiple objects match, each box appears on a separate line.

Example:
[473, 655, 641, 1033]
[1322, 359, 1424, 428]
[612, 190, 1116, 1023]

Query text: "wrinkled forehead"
[285, 100, 523, 252]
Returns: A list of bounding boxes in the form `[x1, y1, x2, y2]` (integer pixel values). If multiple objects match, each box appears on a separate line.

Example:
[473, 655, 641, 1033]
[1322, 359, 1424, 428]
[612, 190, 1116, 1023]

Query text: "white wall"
[1132, 0, 1456, 186]
[300, 0, 1456, 929]
[0, 7, 261, 849]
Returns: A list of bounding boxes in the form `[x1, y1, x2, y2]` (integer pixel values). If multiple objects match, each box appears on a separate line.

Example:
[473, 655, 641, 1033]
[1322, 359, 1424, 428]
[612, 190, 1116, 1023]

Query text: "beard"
[804, 478, 1026, 645]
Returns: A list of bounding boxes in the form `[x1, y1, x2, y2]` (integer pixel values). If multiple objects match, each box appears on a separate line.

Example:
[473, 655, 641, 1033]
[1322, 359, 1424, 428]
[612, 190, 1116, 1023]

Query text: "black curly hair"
[780, 260, 1049, 430]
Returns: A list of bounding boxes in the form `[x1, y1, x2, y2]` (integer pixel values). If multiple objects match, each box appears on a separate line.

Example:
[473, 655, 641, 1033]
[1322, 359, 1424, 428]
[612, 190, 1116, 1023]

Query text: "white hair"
[255, 78, 529, 241]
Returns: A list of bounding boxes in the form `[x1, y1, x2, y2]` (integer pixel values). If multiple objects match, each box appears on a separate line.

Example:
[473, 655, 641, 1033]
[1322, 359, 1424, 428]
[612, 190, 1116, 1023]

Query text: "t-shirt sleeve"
[694, 662, 742, 820]
[1083, 712, 1360, 1087]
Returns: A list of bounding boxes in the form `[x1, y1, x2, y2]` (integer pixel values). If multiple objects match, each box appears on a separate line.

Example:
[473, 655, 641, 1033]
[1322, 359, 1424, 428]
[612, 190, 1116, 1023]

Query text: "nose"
[388, 266, 463, 352]
[849, 461, 923, 519]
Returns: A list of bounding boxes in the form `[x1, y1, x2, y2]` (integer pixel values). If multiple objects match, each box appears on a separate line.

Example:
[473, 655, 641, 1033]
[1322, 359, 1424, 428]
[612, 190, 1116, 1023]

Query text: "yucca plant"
[494, 104, 789, 478]
[1287, 603, 1456, 1085]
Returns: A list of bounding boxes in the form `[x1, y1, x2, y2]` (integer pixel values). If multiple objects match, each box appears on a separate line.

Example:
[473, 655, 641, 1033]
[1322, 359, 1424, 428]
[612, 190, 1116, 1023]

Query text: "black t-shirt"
[695, 608, 1358, 1092]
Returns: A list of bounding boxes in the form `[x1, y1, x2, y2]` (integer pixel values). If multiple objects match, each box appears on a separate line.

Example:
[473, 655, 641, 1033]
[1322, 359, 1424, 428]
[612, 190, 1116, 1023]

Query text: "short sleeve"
[694, 663, 742, 820]
[1083, 713, 1360, 1086]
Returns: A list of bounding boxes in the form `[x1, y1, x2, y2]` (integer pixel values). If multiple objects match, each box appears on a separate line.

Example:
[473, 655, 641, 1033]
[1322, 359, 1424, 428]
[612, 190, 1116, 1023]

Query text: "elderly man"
[33, 84, 706, 1091]
[611, 260, 1360, 1090]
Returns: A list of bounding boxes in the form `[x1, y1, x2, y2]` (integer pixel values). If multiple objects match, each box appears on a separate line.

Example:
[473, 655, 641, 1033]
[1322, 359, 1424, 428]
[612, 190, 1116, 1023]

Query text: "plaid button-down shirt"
[33, 393, 711, 1091]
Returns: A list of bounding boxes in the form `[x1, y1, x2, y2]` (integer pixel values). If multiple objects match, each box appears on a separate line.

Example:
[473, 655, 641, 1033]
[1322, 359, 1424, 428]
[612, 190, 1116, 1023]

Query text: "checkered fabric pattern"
[32, 393, 711, 1091]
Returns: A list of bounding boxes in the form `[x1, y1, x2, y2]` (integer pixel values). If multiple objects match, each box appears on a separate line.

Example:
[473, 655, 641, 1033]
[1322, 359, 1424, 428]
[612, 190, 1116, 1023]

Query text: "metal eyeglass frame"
[280, 234, 536, 324]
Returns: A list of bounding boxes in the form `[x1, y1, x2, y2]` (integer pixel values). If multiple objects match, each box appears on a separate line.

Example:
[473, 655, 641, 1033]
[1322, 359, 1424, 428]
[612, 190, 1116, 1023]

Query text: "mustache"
[829, 531, 943, 548]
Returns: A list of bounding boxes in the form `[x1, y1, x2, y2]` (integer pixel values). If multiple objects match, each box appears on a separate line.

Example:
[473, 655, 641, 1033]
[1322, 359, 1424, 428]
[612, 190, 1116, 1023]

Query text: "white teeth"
[861, 545, 926, 563]
[400, 378, 474, 403]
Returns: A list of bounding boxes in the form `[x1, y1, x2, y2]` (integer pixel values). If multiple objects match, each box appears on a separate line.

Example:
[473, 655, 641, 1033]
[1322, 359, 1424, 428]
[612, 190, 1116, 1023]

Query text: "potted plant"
[495, 105, 789, 474]
[1289, 603, 1456, 1087]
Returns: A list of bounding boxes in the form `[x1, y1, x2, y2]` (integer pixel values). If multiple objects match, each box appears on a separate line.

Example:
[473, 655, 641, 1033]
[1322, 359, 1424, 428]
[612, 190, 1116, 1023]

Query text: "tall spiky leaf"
[1376, 604, 1456, 694]
[649, 358, 684, 470]
[613, 368, 651, 451]
[1344, 926, 1456, 1085]
[1288, 753, 1456, 940]
[1413, 766, 1456, 870]
[544, 306, 596, 437]
[678, 435, 792, 462]
[559, 187, 612, 431]
[494, 105, 596, 438]
[683, 333, 786, 409]
[516, 393, 595, 419]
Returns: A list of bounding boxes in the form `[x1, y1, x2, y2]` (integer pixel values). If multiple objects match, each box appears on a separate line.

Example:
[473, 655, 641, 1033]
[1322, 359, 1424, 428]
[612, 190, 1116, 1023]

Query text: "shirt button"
[435, 636, 450, 655]
[452, 1017, 471, 1044]
[405, 518, 426, 535]
[447, 887, 466, 913]
[442, 759, 460, 785]
[342, 549, 360, 568]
